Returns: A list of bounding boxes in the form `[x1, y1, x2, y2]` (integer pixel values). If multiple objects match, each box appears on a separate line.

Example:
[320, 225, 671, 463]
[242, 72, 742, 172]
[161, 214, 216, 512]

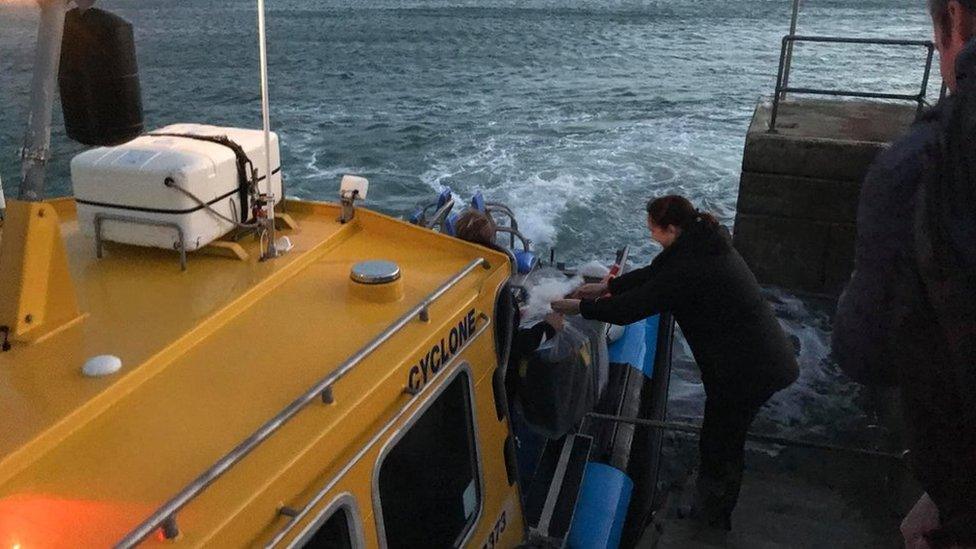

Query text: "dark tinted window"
[378, 371, 481, 548]
[301, 506, 353, 549]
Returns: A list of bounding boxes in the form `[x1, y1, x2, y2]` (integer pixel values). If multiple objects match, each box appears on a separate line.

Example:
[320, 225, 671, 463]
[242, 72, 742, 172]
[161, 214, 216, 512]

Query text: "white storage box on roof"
[71, 123, 282, 253]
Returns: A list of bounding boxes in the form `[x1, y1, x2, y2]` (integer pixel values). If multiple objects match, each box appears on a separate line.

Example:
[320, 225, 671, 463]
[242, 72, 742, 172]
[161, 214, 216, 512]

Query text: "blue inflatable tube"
[608, 316, 659, 378]
[567, 462, 634, 548]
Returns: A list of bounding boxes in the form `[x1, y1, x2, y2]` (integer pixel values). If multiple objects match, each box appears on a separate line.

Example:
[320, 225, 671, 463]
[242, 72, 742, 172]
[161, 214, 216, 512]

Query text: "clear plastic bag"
[518, 267, 581, 326]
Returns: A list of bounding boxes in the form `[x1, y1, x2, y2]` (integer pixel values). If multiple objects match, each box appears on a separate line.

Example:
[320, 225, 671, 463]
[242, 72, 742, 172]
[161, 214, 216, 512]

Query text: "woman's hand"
[551, 299, 582, 316]
[571, 282, 608, 300]
[901, 493, 939, 549]
[544, 312, 565, 331]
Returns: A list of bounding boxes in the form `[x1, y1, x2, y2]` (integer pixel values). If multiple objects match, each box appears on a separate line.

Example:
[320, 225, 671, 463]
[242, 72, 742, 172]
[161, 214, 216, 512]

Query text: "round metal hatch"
[350, 260, 401, 285]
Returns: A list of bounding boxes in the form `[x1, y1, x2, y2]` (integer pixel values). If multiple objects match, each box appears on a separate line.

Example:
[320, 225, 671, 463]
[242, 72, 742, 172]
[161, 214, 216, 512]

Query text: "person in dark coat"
[834, 2, 976, 546]
[455, 210, 564, 403]
[553, 195, 799, 530]
[454, 209, 563, 487]
[454, 209, 564, 390]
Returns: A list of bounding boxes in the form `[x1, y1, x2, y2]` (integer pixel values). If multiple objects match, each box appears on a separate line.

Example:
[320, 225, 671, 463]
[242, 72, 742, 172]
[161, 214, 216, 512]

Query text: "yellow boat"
[1, 194, 522, 548]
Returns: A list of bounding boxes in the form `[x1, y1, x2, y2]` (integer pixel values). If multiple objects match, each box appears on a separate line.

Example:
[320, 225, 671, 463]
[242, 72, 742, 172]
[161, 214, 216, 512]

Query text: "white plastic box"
[71, 123, 282, 253]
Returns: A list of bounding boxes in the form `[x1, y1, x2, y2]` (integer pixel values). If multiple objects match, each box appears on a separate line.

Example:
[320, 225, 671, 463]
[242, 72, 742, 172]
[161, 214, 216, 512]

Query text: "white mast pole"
[0, 173, 6, 220]
[256, 0, 277, 258]
[19, 0, 69, 202]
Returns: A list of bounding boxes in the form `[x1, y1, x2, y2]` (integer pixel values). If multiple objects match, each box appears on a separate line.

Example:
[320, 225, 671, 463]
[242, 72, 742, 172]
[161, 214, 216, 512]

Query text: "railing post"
[161, 516, 180, 540]
[769, 36, 792, 132]
[780, 0, 802, 101]
[918, 42, 935, 115]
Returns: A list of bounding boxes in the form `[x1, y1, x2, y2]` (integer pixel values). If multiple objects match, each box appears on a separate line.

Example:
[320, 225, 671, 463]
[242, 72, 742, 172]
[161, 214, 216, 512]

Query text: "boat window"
[377, 370, 481, 548]
[299, 506, 355, 549]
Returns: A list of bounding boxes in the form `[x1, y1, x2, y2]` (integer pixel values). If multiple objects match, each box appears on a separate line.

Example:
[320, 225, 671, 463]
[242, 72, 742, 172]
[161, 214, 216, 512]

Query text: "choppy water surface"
[0, 0, 938, 446]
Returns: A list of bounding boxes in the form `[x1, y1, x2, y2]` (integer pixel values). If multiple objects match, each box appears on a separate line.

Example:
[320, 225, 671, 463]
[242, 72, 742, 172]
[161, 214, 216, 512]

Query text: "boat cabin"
[0, 195, 526, 547]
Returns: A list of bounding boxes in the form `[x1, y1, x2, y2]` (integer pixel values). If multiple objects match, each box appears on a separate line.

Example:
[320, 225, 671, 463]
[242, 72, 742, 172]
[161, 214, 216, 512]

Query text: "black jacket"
[496, 288, 556, 402]
[834, 103, 976, 547]
[833, 109, 943, 386]
[580, 221, 798, 395]
[511, 303, 556, 369]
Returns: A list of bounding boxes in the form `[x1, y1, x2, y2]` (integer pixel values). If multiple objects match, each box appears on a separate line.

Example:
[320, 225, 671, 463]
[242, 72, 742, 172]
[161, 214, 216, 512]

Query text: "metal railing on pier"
[769, 0, 937, 132]
[770, 35, 935, 131]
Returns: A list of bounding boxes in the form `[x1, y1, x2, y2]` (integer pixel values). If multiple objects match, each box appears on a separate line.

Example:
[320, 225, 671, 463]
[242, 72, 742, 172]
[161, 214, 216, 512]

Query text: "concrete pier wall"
[733, 99, 918, 296]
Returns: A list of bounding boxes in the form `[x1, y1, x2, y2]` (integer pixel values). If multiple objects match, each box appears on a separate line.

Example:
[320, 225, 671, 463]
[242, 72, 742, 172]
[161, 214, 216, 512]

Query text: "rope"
[584, 412, 906, 462]
[163, 178, 257, 230]
[149, 132, 256, 222]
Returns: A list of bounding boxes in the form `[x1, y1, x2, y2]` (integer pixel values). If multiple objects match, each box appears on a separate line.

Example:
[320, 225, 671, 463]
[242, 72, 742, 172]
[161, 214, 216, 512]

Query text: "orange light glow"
[0, 494, 149, 548]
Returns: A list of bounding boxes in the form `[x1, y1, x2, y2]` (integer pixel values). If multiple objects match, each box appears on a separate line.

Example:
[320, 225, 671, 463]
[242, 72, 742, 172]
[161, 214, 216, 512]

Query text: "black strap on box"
[149, 132, 257, 222]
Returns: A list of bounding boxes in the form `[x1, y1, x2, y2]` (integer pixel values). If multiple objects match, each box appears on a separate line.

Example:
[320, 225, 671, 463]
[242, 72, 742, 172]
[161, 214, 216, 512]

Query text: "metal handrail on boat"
[423, 197, 456, 230]
[116, 257, 491, 548]
[485, 202, 521, 249]
[769, 35, 936, 131]
[266, 314, 491, 547]
[494, 226, 532, 253]
[94, 213, 188, 271]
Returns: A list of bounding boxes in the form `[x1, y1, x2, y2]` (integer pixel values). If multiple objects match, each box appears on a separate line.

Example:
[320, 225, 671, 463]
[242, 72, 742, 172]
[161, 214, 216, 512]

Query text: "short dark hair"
[928, 0, 975, 16]
[929, 0, 976, 30]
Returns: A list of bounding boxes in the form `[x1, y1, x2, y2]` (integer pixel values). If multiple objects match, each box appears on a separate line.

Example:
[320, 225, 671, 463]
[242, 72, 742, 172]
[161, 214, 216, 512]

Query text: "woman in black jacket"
[553, 195, 798, 530]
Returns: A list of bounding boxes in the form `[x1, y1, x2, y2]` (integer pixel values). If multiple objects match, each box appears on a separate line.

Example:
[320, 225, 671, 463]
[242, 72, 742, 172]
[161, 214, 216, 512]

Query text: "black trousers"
[693, 385, 775, 530]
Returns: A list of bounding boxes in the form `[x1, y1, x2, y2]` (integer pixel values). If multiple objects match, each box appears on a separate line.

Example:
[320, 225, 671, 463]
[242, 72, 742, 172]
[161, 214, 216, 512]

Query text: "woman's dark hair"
[645, 195, 719, 230]
[455, 209, 499, 249]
